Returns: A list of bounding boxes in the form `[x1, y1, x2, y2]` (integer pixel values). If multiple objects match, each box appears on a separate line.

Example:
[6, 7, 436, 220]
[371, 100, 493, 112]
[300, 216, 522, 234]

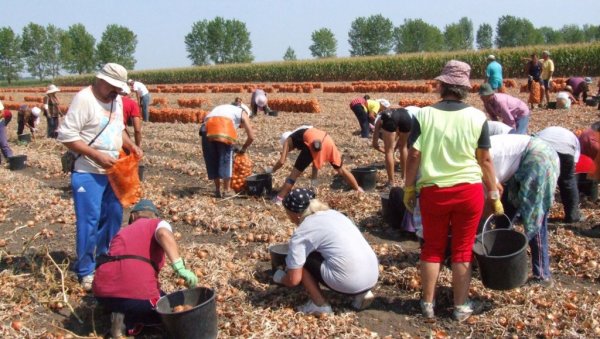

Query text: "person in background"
[479, 83, 530, 134]
[540, 51, 554, 108]
[93, 200, 198, 338]
[349, 95, 370, 138]
[200, 104, 255, 198]
[57, 63, 142, 291]
[485, 55, 503, 91]
[17, 105, 41, 140]
[525, 54, 543, 91]
[128, 79, 151, 122]
[536, 126, 582, 223]
[273, 188, 378, 315]
[232, 97, 251, 116]
[366, 97, 384, 126]
[250, 89, 272, 116]
[371, 108, 413, 187]
[43, 84, 62, 138]
[577, 121, 600, 205]
[556, 86, 577, 109]
[121, 87, 143, 147]
[404, 60, 501, 322]
[489, 134, 559, 287]
[487, 120, 514, 135]
[269, 125, 363, 203]
[566, 77, 592, 103]
[0, 102, 14, 164]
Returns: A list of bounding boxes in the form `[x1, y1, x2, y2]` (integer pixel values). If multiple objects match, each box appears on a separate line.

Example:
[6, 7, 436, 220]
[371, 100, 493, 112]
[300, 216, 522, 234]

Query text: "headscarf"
[283, 188, 316, 213]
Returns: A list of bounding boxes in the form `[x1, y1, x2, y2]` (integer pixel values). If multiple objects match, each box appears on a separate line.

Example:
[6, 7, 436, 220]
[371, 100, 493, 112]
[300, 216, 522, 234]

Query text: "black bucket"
[351, 167, 377, 191]
[380, 189, 405, 229]
[156, 287, 218, 339]
[547, 101, 557, 109]
[17, 134, 31, 144]
[586, 96, 599, 107]
[269, 243, 288, 272]
[8, 155, 27, 170]
[138, 164, 145, 182]
[246, 173, 272, 197]
[473, 215, 529, 290]
[268, 110, 279, 117]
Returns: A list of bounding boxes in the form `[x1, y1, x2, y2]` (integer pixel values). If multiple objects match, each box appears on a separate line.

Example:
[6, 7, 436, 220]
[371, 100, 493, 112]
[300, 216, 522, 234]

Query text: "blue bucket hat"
[131, 199, 159, 215]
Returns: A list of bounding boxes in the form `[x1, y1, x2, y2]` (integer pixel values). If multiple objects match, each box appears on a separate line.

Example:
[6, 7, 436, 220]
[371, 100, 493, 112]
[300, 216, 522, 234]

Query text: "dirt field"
[1, 80, 600, 338]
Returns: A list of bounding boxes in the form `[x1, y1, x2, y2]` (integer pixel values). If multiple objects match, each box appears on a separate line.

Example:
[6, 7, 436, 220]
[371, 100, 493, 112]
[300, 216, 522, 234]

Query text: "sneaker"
[221, 190, 234, 199]
[420, 300, 435, 319]
[296, 300, 333, 315]
[80, 274, 94, 292]
[110, 312, 126, 338]
[214, 190, 222, 198]
[453, 299, 483, 322]
[529, 277, 554, 288]
[352, 290, 374, 310]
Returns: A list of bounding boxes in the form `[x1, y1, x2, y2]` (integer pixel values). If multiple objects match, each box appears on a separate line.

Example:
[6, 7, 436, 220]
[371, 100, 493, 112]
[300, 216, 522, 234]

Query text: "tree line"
[0, 23, 137, 84]
[1, 15, 599, 83]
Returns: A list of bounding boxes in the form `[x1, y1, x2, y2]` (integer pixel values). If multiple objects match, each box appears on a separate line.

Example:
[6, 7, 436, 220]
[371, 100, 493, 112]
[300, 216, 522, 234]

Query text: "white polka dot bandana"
[283, 188, 316, 213]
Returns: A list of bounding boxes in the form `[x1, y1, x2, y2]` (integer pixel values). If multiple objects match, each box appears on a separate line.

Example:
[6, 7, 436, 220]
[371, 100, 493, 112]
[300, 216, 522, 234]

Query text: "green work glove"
[171, 258, 198, 287]
[491, 199, 504, 216]
[403, 186, 416, 213]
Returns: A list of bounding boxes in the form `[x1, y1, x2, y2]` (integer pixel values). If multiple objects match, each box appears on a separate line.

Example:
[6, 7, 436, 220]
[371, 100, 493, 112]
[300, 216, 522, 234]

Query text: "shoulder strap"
[74, 100, 114, 160]
[96, 253, 159, 272]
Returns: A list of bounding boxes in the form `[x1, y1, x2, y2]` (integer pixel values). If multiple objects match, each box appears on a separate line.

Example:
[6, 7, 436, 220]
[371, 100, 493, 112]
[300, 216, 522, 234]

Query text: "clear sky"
[3, 0, 600, 71]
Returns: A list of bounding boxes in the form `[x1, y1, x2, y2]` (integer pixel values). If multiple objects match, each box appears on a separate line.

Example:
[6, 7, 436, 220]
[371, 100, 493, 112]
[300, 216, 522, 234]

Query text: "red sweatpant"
[419, 183, 484, 263]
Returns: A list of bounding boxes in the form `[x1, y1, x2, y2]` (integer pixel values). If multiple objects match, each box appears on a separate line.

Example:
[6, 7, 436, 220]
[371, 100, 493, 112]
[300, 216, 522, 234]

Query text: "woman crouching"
[272, 188, 379, 315]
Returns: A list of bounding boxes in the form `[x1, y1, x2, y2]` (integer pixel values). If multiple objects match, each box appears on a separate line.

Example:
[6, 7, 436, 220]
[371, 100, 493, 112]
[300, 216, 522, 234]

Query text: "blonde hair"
[300, 199, 330, 219]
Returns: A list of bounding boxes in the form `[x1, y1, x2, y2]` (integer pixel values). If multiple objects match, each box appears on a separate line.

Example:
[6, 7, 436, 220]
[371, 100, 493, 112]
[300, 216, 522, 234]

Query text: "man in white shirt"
[58, 63, 143, 291]
[128, 79, 151, 122]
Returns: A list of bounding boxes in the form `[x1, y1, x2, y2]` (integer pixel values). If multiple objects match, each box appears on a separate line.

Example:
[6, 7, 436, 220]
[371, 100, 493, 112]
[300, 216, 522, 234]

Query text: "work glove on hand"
[264, 167, 273, 174]
[491, 199, 504, 216]
[171, 258, 198, 287]
[273, 269, 286, 284]
[403, 186, 416, 213]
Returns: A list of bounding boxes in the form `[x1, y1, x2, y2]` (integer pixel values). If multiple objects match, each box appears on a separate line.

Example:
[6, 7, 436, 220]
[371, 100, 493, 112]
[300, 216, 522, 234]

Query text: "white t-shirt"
[537, 126, 580, 161]
[487, 121, 513, 136]
[490, 134, 531, 183]
[286, 210, 379, 294]
[57, 86, 124, 174]
[205, 104, 245, 128]
[132, 81, 149, 97]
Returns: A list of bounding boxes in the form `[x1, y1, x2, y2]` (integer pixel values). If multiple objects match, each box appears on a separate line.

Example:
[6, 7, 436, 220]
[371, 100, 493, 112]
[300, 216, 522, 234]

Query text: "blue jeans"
[46, 116, 59, 138]
[498, 192, 551, 280]
[0, 123, 13, 162]
[71, 172, 123, 279]
[510, 115, 530, 135]
[141, 94, 151, 122]
[528, 212, 551, 279]
[200, 129, 233, 180]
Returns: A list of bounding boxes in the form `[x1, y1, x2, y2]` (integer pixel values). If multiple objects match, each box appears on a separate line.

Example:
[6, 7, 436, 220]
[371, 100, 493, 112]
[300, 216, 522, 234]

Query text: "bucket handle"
[479, 213, 512, 256]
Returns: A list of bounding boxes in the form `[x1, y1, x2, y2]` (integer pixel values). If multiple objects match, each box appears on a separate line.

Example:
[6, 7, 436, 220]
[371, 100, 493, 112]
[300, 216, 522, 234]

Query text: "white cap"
[46, 84, 60, 94]
[377, 99, 390, 108]
[31, 107, 41, 117]
[487, 55, 495, 60]
[280, 131, 292, 146]
[96, 63, 129, 92]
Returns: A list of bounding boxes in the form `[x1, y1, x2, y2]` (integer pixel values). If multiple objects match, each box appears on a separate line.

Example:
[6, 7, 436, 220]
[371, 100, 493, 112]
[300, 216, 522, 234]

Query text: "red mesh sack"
[106, 150, 143, 208]
[230, 153, 253, 192]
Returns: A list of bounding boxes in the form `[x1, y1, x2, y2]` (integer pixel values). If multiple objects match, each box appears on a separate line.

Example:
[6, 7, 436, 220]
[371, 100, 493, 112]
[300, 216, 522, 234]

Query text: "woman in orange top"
[268, 126, 363, 203]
